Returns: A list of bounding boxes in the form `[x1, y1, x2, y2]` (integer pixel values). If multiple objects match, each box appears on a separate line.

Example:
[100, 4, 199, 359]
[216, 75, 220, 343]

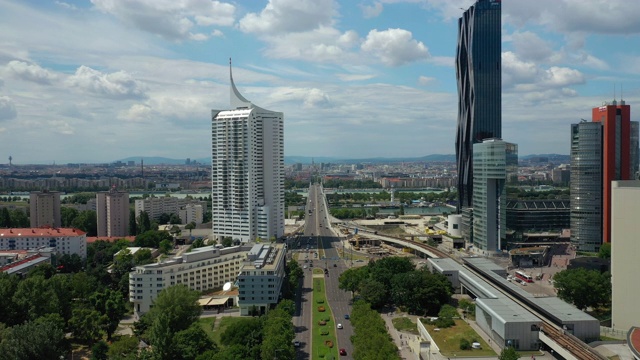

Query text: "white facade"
[237, 243, 287, 315]
[179, 204, 204, 225]
[30, 191, 61, 228]
[0, 228, 87, 258]
[129, 245, 252, 315]
[611, 181, 640, 332]
[447, 214, 462, 237]
[96, 190, 129, 237]
[135, 197, 206, 224]
[210, 64, 284, 243]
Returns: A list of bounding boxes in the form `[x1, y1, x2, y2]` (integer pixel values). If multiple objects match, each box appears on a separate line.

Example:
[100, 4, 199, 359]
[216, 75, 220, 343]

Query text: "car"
[339, 348, 347, 356]
[333, 263, 337, 267]
[344, 314, 350, 320]
[337, 323, 343, 329]
[303, 265, 307, 269]
[293, 340, 300, 347]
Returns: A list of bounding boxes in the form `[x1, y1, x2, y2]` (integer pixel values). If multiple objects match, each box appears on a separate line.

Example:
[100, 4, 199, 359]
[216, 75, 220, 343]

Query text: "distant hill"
[117, 153, 569, 165]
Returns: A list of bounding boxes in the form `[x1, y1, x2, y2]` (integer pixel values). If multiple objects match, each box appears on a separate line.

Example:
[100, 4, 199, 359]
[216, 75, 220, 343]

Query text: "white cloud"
[361, 2, 383, 18]
[119, 103, 153, 122]
[5, 60, 57, 85]
[91, 0, 235, 41]
[303, 88, 332, 108]
[336, 73, 377, 81]
[189, 32, 209, 41]
[0, 96, 17, 121]
[239, 0, 336, 34]
[511, 31, 554, 62]
[211, 29, 224, 37]
[361, 28, 429, 66]
[261, 27, 359, 63]
[418, 76, 435, 85]
[66, 66, 147, 100]
[48, 120, 74, 135]
[505, 0, 640, 34]
[423, 0, 475, 21]
[55, 1, 77, 10]
[503, 51, 585, 97]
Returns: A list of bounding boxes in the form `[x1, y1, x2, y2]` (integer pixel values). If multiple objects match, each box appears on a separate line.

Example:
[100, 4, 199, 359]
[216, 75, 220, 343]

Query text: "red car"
[339, 348, 347, 356]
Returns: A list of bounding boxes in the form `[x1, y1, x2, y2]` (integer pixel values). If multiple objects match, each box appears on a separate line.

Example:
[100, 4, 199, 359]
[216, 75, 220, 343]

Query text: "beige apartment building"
[29, 191, 61, 228]
[96, 190, 129, 237]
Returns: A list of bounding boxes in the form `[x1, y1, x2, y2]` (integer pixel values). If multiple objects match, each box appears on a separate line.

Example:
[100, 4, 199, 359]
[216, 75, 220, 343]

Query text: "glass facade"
[570, 122, 602, 252]
[472, 139, 516, 252]
[455, 0, 502, 210]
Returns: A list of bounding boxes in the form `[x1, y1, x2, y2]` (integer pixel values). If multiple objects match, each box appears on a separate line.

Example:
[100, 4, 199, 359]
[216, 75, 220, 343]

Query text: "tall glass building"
[570, 121, 602, 252]
[472, 139, 517, 253]
[455, 0, 502, 211]
[570, 102, 638, 252]
[211, 62, 285, 243]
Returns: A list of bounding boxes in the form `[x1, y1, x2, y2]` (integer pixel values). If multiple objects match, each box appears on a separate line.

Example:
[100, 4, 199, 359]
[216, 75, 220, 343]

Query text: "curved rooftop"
[628, 327, 640, 360]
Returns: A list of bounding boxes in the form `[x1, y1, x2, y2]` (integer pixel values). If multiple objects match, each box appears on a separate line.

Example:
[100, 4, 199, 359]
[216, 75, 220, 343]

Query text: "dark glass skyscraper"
[455, 0, 502, 210]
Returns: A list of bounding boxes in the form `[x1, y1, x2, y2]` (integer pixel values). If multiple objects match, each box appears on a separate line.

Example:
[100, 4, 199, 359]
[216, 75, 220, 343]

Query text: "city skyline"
[1, 0, 640, 163]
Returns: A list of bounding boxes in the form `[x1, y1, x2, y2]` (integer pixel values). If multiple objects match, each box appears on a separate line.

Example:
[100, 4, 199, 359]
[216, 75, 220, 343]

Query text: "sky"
[1, 0, 640, 164]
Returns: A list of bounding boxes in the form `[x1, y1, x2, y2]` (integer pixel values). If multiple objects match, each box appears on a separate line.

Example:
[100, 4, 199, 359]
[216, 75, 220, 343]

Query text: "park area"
[313, 274, 339, 359]
[421, 319, 496, 357]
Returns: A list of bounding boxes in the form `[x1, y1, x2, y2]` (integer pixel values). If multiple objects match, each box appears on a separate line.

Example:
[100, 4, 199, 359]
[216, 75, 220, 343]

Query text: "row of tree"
[339, 257, 452, 315]
[350, 300, 401, 360]
[0, 207, 29, 228]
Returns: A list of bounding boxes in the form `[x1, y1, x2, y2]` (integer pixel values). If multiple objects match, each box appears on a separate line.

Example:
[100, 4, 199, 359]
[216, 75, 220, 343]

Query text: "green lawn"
[422, 319, 496, 357]
[196, 317, 217, 342]
[312, 278, 339, 360]
[391, 317, 419, 335]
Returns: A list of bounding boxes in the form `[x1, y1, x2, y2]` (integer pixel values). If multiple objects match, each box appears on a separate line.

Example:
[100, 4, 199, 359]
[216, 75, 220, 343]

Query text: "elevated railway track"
[336, 223, 605, 360]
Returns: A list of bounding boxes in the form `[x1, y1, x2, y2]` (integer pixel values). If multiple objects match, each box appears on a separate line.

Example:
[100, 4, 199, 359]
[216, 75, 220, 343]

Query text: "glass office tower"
[455, 0, 502, 211]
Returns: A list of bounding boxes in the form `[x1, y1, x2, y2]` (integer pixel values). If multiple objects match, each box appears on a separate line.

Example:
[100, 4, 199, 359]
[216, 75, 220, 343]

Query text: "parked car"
[294, 340, 300, 347]
[339, 348, 347, 356]
[344, 314, 350, 320]
[337, 323, 343, 329]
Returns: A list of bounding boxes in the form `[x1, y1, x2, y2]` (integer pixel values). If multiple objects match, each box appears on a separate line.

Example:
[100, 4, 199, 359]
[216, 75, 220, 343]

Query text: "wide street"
[293, 184, 354, 359]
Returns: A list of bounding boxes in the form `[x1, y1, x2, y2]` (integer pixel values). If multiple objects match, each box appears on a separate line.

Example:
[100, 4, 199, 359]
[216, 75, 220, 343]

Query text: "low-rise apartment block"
[237, 243, 287, 316]
[129, 245, 251, 315]
[0, 227, 87, 258]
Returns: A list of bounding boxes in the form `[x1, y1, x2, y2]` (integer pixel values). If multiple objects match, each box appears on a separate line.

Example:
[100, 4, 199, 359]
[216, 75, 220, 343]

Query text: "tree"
[134, 248, 154, 265]
[143, 285, 203, 359]
[219, 317, 262, 348]
[158, 213, 171, 225]
[358, 278, 388, 308]
[169, 213, 182, 225]
[135, 230, 173, 248]
[69, 306, 105, 344]
[174, 324, 217, 360]
[0, 207, 11, 227]
[498, 347, 520, 360]
[221, 236, 233, 248]
[91, 340, 109, 360]
[57, 253, 84, 273]
[61, 206, 79, 227]
[137, 211, 152, 234]
[598, 243, 611, 259]
[91, 289, 127, 340]
[72, 210, 97, 236]
[159, 239, 173, 255]
[185, 222, 196, 237]
[9, 209, 29, 228]
[0, 315, 68, 360]
[390, 270, 452, 315]
[338, 267, 368, 295]
[12, 275, 60, 323]
[553, 268, 611, 310]
[0, 273, 19, 326]
[129, 208, 137, 236]
[107, 335, 139, 360]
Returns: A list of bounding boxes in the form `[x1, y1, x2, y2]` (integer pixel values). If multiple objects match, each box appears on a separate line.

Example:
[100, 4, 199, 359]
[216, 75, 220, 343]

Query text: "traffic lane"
[322, 236, 354, 357]
[294, 258, 313, 359]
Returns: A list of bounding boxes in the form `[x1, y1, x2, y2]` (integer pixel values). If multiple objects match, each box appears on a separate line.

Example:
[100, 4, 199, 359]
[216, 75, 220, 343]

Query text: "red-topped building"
[592, 101, 638, 244]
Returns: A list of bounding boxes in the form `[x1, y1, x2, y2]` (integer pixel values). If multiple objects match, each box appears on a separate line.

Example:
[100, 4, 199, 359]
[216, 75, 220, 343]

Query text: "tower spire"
[229, 58, 252, 109]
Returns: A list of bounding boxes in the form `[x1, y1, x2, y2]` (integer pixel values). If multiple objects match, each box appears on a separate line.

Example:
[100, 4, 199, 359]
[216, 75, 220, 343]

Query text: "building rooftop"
[0, 227, 86, 238]
[477, 297, 541, 323]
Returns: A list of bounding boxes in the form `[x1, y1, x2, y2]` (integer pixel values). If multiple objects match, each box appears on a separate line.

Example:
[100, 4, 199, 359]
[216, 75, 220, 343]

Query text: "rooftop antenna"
[612, 84, 617, 105]
[621, 84, 625, 105]
[8, 155, 12, 166]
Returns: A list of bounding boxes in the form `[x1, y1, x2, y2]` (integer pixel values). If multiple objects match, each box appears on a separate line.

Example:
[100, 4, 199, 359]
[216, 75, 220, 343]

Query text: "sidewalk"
[382, 312, 420, 360]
